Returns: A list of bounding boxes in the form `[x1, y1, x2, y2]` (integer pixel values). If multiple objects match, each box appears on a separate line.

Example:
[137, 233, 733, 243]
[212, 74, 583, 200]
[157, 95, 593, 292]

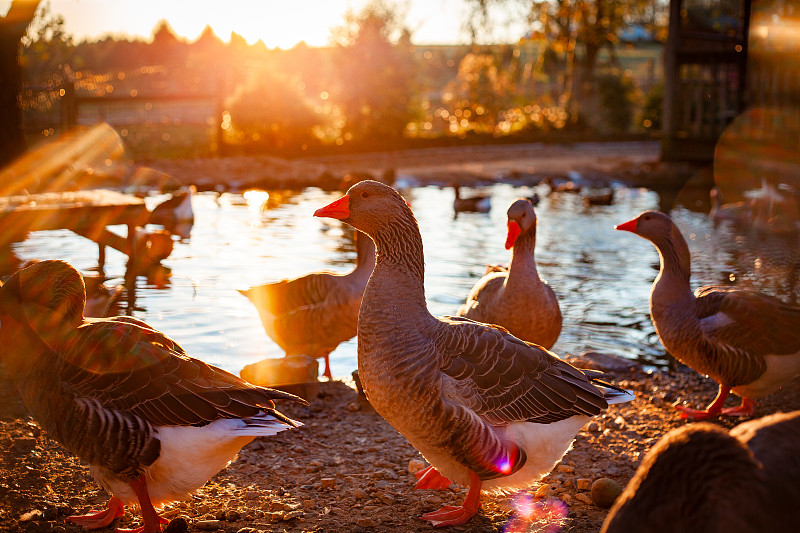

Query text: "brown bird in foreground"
[602, 410, 800, 533]
[239, 229, 376, 378]
[315, 180, 633, 527]
[458, 198, 562, 349]
[616, 211, 800, 420]
[0, 260, 304, 533]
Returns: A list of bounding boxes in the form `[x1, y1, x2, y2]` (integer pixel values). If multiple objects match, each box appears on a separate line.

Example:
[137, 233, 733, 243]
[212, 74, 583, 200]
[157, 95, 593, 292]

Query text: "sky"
[2, 0, 527, 48]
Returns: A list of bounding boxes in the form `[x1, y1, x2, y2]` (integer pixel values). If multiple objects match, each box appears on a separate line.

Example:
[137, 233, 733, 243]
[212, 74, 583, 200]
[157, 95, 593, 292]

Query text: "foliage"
[225, 70, 321, 150]
[442, 51, 512, 134]
[639, 81, 662, 130]
[20, 1, 72, 83]
[595, 70, 635, 132]
[329, 0, 419, 142]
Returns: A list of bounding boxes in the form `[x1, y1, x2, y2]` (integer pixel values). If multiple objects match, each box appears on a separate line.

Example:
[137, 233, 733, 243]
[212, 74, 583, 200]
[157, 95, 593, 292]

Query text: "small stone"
[236, 528, 257, 533]
[534, 484, 555, 499]
[264, 511, 283, 523]
[577, 478, 592, 491]
[560, 493, 574, 505]
[19, 510, 42, 522]
[225, 509, 241, 521]
[353, 488, 368, 500]
[164, 517, 190, 533]
[303, 499, 316, 509]
[356, 518, 376, 527]
[376, 492, 395, 505]
[408, 459, 425, 475]
[244, 491, 260, 501]
[591, 478, 623, 508]
[556, 464, 574, 474]
[195, 520, 222, 531]
[424, 495, 443, 506]
[586, 421, 600, 432]
[347, 402, 361, 412]
[575, 492, 594, 505]
[320, 477, 337, 489]
[282, 510, 303, 520]
[42, 507, 59, 521]
[194, 504, 210, 516]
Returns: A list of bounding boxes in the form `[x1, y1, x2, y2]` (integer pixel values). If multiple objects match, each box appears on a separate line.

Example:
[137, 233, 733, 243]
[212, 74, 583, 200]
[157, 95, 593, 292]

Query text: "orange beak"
[505, 220, 521, 250]
[314, 195, 350, 220]
[614, 218, 638, 233]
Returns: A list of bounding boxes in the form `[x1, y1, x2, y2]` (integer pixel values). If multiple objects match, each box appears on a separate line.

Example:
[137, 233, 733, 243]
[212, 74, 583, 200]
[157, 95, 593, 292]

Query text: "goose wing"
[59, 317, 303, 428]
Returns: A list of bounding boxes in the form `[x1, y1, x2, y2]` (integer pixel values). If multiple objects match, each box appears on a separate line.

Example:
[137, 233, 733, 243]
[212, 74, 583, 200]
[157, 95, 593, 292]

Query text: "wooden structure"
[0, 189, 150, 269]
[662, 0, 752, 162]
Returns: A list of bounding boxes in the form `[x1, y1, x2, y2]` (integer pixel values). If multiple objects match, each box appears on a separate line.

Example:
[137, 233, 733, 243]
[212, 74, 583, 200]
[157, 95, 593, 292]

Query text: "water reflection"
[5, 182, 800, 377]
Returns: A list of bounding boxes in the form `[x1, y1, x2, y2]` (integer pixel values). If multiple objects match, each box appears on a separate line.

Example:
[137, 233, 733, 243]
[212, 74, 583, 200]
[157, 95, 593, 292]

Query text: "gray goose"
[616, 211, 800, 420]
[453, 185, 491, 213]
[457, 198, 562, 349]
[315, 180, 633, 527]
[239, 229, 376, 378]
[602, 410, 800, 533]
[0, 260, 304, 533]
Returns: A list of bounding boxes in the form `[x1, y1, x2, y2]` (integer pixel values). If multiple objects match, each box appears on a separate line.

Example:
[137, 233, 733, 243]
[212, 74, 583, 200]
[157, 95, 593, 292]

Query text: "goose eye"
[361, 192, 370, 199]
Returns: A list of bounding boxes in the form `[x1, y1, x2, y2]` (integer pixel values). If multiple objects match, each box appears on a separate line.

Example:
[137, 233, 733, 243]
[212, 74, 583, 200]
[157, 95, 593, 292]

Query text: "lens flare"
[503, 493, 568, 533]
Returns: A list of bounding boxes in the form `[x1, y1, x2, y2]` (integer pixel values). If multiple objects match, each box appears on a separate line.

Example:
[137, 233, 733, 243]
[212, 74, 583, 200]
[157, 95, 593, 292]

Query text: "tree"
[0, 0, 42, 167]
[20, 1, 72, 84]
[329, 0, 418, 143]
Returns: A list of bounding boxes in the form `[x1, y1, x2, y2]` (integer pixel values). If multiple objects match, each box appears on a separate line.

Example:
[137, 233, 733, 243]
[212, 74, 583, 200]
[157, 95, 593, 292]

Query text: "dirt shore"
[2, 357, 799, 533]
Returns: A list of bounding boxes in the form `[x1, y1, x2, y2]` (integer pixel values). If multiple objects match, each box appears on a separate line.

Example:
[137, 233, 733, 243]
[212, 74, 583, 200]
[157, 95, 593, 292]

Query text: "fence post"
[60, 80, 76, 131]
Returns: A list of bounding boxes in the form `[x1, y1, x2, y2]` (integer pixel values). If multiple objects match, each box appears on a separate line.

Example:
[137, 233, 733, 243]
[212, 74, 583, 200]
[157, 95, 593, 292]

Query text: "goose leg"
[721, 397, 756, 417]
[420, 470, 481, 527]
[414, 465, 452, 490]
[66, 497, 125, 529]
[675, 384, 729, 420]
[321, 353, 332, 379]
[116, 476, 168, 533]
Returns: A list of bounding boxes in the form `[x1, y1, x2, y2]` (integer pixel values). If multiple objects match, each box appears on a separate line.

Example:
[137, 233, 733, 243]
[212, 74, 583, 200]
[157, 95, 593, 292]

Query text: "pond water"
[9, 181, 800, 378]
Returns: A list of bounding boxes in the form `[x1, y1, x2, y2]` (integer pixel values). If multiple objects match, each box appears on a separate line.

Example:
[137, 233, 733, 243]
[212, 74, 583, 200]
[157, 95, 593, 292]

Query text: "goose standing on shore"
[239, 229, 376, 378]
[0, 260, 304, 533]
[615, 211, 800, 420]
[315, 181, 633, 527]
[458, 198, 562, 349]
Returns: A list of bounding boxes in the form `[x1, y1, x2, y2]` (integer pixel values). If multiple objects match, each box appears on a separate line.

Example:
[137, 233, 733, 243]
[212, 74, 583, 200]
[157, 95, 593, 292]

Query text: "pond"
[8, 181, 800, 378]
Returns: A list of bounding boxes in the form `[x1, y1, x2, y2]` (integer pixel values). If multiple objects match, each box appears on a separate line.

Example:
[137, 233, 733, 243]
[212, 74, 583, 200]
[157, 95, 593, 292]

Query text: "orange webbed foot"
[66, 497, 125, 529]
[414, 465, 452, 490]
[721, 397, 756, 417]
[675, 405, 721, 420]
[421, 504, 477, 527]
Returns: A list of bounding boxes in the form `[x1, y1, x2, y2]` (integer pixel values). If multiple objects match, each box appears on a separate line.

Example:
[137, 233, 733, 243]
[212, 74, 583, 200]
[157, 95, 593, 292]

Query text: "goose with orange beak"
[315, 180, 633, 527]
[615, 210, 800, 420]
[457, 198, 562, 349]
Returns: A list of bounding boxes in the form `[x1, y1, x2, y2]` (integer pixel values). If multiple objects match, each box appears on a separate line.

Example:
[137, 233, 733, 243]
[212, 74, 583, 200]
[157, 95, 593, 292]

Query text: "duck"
[583, 189, 615, 207]
[602, 410, 800, 533]
[453, 185, 491, 213]
[615, 211, 800, 420]
[149, 185, 195, 226]
[0, 260, 304, 533]
[457, 198, 562, 349]
[541, 177, 582, 195]
[239, 229, 376, 379]
[315, 180, 633, 527]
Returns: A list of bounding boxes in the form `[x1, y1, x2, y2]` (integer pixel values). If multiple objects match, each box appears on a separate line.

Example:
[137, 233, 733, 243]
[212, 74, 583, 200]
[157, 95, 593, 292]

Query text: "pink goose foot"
[721, 397, 756, 417]
[414, 465, 452, 490]
[420, 470, 481, 527]
[675, 384, 729, 420]
[66, 497, 125, 529]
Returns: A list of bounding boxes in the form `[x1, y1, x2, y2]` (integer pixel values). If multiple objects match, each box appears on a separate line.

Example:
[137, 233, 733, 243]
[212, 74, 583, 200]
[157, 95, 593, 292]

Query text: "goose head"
[314, 180, 412, 239]
[0, 260, 86, 343]
[505, 198, 538, 250]
[615, 210, 691, 275]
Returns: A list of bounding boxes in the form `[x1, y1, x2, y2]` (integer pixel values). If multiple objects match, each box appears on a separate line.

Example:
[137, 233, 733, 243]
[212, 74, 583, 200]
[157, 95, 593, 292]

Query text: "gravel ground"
[2, 359, 799, 533]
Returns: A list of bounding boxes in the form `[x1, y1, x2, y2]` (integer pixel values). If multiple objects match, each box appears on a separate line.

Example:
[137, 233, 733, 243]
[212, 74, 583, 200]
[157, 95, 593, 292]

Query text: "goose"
[315, 180, 633, 527]
[615, 211, 800, 420]
[457, 198, 562, 349]
[81, 274, 124, 317]
[453, 185, 491, 213]
[0, 260, 304, 533]
[239, 229, 376, 379]
[149, 185, 195, 226]
[602, 410, 800, 533]
[583, 189, 615, 207]
[541, 177, 582, 195]
[708, 187, 751, 228]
